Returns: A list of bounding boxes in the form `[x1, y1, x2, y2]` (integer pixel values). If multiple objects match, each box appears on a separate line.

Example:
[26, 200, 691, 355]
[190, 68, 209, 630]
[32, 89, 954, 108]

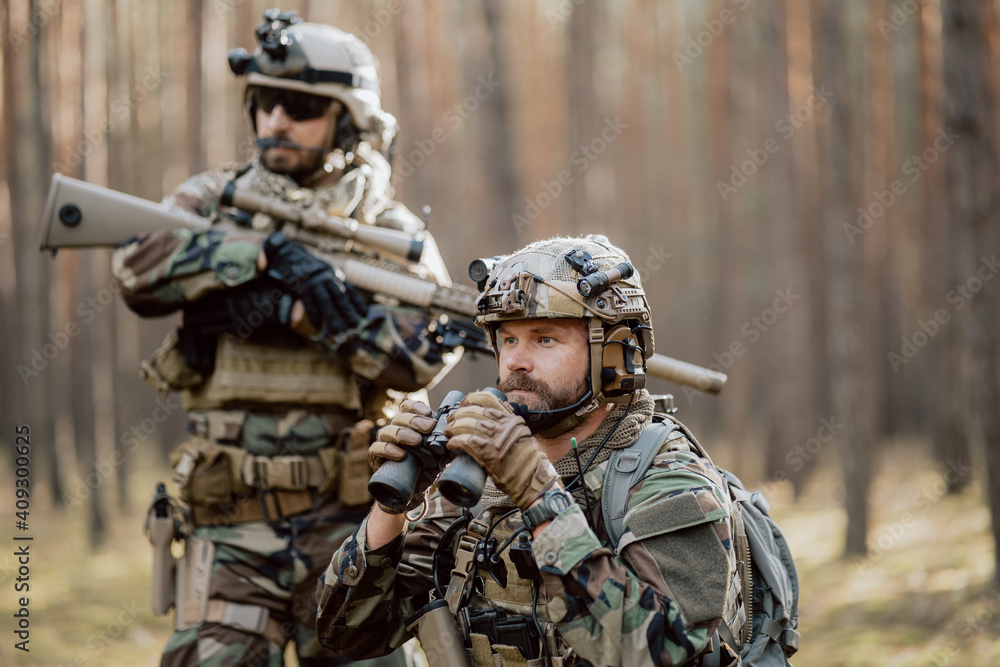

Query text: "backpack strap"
[601, 421, 675, 550]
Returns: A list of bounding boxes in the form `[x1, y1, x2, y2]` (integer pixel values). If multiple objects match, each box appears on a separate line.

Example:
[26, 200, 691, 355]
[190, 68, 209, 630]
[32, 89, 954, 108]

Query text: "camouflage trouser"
[161, 497, 406, 667]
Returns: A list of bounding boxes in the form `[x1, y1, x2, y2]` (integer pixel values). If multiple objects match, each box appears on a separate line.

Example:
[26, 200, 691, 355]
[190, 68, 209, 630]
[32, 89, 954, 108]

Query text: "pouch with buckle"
[169, 437, 249, 506]
[336, 419, 375, 506]
[141, 330, 205, 396]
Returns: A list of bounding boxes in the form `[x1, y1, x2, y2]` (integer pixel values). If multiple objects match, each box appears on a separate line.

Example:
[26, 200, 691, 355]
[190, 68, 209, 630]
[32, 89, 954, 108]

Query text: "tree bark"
[923, 1, 973, 492]
[760, 0, 814, 494]
[941, 0, 1000, 583]
[812, 0, 871, 557]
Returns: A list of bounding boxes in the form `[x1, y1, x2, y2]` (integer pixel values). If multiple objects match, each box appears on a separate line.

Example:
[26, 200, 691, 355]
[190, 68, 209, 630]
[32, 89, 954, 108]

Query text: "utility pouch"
[336, 419, 375, 506]
[462, 606, 542, 664]
[169, 437, 249, 506]
[140, 330, 205, 396]
[175, 536, 215, 631]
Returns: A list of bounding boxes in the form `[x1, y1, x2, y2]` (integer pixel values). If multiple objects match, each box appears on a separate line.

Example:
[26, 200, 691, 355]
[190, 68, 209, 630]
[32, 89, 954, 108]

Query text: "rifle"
[38, 173, 726, 393]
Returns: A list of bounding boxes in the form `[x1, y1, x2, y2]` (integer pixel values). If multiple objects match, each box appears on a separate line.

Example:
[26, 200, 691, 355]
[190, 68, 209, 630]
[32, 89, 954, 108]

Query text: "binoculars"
[368, 387, 507, 512]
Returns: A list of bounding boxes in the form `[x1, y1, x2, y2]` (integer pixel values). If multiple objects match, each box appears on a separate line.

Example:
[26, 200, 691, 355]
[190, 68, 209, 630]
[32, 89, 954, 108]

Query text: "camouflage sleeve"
[338, 304, 450, 392]
[111, 167, 265, 317]
[532, 441, 733, 666]
[315, 495, 462, 659]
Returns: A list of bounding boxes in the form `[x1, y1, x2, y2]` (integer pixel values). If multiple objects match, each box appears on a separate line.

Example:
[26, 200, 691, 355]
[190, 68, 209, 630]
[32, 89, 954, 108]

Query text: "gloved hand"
[444, 391, 558, 511]
[369, 399, 439, 513]
[262, 232, 367, 338]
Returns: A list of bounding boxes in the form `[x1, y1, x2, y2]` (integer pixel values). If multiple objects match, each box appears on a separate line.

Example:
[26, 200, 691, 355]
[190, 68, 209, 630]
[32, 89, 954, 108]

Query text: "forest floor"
[0, 441, 997, 667]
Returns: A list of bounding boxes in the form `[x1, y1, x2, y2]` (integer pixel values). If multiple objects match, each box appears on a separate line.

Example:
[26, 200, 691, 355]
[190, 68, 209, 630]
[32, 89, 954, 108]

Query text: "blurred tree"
[920, 0, 971, 493]
[813, 0, 872, 557]
[941, 0, 1000, 583]
[760, 0, 815, 496]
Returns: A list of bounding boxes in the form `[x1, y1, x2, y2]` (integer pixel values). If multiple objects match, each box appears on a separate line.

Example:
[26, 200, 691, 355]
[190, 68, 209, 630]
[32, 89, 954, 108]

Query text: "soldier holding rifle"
[111, 10, 453, 667]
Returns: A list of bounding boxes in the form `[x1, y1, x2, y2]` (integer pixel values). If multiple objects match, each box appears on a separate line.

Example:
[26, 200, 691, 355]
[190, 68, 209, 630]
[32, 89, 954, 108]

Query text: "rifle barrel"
[646, 354, 726, 395]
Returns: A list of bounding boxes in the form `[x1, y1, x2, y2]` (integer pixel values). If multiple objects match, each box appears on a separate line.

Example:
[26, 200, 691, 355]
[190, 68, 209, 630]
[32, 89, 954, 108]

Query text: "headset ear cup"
[601, 324, 643, 396]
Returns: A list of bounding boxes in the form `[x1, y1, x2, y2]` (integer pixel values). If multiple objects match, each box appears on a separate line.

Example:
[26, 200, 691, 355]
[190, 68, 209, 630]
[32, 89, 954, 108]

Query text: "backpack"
[602, 415, 800, 666]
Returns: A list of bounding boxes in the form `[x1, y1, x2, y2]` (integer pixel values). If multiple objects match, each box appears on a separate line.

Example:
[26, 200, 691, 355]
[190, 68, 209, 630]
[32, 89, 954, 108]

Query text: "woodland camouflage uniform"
[315, 237, 740, 667]
[114, 153, 449, 667]
[112, 11, 453, 666]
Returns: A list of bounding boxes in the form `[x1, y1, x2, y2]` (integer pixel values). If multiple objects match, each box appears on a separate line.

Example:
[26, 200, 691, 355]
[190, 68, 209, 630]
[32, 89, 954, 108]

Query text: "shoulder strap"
[602, 421, 675, 550]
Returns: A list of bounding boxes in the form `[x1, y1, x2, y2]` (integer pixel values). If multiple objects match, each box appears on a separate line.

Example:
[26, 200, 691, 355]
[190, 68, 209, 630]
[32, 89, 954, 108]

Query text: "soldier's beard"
[260, 139, 326, 182]
[498, 370, 590, 434]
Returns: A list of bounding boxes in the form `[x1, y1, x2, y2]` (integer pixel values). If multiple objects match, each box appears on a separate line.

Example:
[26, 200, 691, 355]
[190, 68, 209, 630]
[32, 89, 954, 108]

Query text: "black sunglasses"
[251, 87, 332, 121]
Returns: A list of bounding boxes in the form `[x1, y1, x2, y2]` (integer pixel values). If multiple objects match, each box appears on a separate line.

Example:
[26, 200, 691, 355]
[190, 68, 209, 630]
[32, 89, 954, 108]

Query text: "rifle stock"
[38, 173, 726, 393]
[39, 173, 210, 250]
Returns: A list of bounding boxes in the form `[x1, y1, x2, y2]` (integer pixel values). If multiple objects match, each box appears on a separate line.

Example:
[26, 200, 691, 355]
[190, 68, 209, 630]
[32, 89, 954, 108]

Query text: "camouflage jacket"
[316, 420, 736, 666]
[111, 158, 453, 411]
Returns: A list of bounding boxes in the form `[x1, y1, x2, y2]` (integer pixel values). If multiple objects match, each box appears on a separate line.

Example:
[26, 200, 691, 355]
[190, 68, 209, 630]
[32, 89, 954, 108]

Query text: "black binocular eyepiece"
[367, 387, 508, 512]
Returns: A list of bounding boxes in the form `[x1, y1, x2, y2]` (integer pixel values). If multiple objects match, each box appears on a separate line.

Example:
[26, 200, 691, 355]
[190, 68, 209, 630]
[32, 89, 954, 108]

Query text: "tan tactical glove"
[444, 391, 558, 511]
[369, 399, 438, 513]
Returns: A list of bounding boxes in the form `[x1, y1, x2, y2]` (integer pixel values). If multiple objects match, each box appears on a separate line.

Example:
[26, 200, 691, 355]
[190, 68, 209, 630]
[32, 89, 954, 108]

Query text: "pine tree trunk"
[941, 0, 1000, 583]
[923, 0, 973, 492]
[761, 0, 814, 493]
[813, 0, 871, 557]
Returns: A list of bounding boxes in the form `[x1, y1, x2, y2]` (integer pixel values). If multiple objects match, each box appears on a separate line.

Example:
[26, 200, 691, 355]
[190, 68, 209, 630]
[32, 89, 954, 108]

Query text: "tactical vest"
[147, 159, 419, 516]
[182, 335, 361, 412]
[439, 433, 742, 667]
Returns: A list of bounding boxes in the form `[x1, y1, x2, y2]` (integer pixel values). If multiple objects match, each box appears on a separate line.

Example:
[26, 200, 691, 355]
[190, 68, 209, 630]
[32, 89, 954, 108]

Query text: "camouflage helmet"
[228, 9, 398, 150]
[474, 235, 654, 435]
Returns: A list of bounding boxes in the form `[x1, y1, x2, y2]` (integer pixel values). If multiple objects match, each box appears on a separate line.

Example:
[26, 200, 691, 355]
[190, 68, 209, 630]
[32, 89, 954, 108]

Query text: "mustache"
[254, 136, 326, 153]
[498, 372, 556, 404]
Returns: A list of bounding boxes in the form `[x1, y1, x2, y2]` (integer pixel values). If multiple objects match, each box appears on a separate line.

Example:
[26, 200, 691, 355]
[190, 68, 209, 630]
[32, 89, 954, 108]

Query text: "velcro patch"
[624, 493, 728, 628]
[627, 492, 710, 538]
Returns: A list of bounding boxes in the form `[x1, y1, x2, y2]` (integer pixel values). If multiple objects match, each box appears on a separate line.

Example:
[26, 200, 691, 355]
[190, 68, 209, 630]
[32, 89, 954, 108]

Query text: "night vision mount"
[228, 8, 303, 75]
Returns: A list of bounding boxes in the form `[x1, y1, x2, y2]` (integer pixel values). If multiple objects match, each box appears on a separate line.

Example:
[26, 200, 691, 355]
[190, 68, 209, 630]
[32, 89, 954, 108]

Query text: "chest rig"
[425, 509, 565, 667]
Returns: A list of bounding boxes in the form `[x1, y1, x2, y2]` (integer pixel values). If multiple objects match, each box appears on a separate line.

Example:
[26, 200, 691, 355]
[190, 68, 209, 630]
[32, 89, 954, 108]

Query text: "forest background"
[1, 0, 1000, 665]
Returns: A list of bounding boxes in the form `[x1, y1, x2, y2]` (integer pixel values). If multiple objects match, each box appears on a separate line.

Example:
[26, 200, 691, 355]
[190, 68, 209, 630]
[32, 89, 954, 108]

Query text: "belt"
[190, 489, 316, 527]
[205, 600, 288, 647]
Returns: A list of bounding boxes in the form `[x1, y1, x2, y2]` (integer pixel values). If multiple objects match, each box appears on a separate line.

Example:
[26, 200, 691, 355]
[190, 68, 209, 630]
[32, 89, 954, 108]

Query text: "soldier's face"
[496, 319, 590, 433]
[255, 95, 331, 180]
